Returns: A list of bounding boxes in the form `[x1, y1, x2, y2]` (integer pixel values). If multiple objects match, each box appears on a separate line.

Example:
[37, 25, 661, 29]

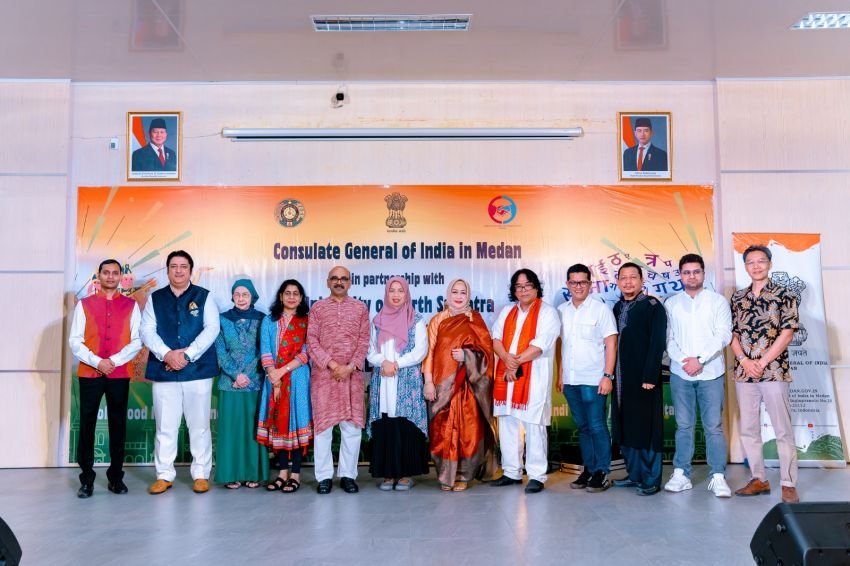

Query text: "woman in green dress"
[214, 278, 269, 488]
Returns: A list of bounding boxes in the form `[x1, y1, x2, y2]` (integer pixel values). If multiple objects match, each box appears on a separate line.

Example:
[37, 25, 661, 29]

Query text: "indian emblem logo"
[385, 192, 407, 229]
[275, 199, 305, 228]
[488, 195, 517, 225]
[771, 271, 808, 346]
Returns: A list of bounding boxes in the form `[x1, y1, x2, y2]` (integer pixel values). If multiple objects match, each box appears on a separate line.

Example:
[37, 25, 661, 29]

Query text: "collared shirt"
[69, 297, 142, 369]
[491, 300, 561, 425]
[557, 296, 617, 387]
[140, 287, 220, 362]
[664, 288, 732, 381]
[730, 280, 799, 383]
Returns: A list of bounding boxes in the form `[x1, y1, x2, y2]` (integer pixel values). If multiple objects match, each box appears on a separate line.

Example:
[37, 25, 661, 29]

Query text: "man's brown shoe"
[781, 486, 800, 503]
[148, 479, 173, 495]
[734, 478, 771, 497]
[193, 479, 210, 494]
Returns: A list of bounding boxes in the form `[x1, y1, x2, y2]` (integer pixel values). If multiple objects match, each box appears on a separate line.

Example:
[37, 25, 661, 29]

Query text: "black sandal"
[266, 477, 286, 492]
[282, 478, 301, 493]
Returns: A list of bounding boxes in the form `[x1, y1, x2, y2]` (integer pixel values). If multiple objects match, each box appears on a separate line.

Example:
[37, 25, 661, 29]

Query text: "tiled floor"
[1, 464, 846, 565]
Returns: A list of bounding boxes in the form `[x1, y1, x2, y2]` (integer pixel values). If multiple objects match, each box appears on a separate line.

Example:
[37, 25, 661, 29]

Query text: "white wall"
[10, 78, 849, 467]
[717, 77, 850, 461]
[0, 80, 70, 467]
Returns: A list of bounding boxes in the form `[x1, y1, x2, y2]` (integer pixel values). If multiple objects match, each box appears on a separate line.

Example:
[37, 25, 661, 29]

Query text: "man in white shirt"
[558, 264, 618, 493]
[141, 250, 220, 495]
[663, 253, 732, 497]
[68, 259, 142, 498]
[491, 268, 561, 494]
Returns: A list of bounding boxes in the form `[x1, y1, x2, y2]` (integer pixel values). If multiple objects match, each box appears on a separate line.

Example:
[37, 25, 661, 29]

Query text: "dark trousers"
[277, 449, 303, 474]
[621, 445, 662, 489]
[77, 377, 130, 485]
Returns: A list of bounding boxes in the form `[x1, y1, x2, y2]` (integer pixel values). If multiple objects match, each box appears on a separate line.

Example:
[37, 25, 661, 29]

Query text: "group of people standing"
[70, 244, 800, 504]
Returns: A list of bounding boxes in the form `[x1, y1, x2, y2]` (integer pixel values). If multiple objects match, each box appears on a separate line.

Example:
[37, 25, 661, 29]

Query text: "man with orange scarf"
[491, 268, 560, 493]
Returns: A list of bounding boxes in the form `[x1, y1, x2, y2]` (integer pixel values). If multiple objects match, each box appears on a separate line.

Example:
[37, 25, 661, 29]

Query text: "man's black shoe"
[317, 479, 333, 494]
[77, 484, 93, 499]
[613, 478, 639, 488]
[524, 479, 545, 494]
[570, 470, 592, 490]
[586, 471, 610, 493]
[108, 480, 129, 494]
[491, 475, 522, 487]
[340, 477, 359, 493]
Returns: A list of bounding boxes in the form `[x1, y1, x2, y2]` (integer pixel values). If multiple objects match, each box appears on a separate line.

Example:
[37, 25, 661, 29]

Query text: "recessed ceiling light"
[791, 12, 850, 30]
[312, 14, 471, 32]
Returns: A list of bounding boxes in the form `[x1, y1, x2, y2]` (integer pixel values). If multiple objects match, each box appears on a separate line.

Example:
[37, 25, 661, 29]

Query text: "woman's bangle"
[736, 354, 746, 361]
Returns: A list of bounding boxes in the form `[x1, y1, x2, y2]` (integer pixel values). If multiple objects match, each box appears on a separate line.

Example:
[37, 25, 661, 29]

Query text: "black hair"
[166, 250, 194, 271]
[678, 253, 705, 270]
[269, 279, 309, 320]
[508, 268, 543, 302]
[98, 259, 121, 273]
[566, 263, 591, 280]
[742, 245, 771, 262]
[619, 262, 643, 278]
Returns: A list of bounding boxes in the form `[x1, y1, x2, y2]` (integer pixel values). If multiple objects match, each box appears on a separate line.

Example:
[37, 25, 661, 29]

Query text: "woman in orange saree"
[423, 279, 497, 491]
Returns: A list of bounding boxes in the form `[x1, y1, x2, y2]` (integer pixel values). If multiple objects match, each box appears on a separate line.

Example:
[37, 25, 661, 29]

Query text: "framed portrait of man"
[618, 112, 672, 181]
[127, 112, 182, 181]
[130, 0, 184, 51]
[614, 0, 668, 51]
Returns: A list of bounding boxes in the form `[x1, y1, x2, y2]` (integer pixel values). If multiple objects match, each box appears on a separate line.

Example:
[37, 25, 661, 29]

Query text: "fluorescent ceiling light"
[791, 12, 850, 30]
[312, 14, 471, 32]
[221, 128, 583, 141]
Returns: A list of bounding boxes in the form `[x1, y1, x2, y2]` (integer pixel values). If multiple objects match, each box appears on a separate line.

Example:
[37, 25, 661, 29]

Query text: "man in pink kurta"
[308, 265, 371, 494]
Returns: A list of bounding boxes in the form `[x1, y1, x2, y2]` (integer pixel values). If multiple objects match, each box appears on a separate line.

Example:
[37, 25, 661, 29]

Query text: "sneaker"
[570, 470, 592, 490]
[664, 468, 693, 493]
[707, 474, 732, 498]
[586, 471, 610, 493]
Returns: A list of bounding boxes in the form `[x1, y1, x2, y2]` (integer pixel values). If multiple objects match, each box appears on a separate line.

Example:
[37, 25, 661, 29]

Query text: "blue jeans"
[670, 373, 727, 477]
[563, 385, 611, 474]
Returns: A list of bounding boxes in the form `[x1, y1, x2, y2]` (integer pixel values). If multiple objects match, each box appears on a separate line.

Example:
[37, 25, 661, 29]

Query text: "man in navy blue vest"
[141, 250, 220, 494]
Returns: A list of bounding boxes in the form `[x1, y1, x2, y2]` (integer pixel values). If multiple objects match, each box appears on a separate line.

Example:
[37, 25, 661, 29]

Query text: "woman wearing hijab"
[214, 278, 269, 489]
[422, 278, 497, 491]
[366, 277, 429, 491]
[257, 279, 312, 493]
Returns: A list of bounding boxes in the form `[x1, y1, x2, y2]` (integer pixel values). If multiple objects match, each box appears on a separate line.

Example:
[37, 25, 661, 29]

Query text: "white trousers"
[152, 378, 213, 481]
[313, 421, 362, 481]
[498, 415, 548, 483]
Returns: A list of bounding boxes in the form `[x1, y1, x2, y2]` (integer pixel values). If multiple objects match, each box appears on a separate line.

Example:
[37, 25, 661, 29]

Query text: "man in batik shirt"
[730, 244, 800, 503]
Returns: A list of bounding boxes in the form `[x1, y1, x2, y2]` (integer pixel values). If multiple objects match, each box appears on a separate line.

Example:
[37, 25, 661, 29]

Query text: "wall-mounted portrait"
[618, 112, 672, 181]
[127, 112, 181, 181]
[130, 0, 184, 51]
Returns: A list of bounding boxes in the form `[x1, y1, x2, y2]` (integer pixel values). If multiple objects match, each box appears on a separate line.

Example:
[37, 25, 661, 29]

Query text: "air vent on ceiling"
[791, 12, 850, 30]
[312, 14, 471, 32]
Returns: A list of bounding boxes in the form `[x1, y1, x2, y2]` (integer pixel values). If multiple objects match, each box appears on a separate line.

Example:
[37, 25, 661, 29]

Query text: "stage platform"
[2, 464, 848, 565]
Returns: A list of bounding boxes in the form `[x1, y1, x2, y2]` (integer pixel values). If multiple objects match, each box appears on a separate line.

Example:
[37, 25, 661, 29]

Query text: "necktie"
[158, 148, 165, 167]
[637, 146, 644, 171]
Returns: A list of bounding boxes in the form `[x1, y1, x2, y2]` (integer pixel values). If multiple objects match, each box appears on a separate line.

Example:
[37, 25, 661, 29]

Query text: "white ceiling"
[2, 0, 849, 82]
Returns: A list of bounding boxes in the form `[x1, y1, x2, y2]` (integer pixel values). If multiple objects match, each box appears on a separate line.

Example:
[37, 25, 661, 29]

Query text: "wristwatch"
[696, 356, 705, 365]
[603, 373, 615, 380]
[183, 352, 191, 363]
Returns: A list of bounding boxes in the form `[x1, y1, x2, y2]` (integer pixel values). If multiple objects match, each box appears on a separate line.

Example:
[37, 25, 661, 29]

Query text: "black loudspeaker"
[751, 502, 850, 565]
[0, 516, 22, 566]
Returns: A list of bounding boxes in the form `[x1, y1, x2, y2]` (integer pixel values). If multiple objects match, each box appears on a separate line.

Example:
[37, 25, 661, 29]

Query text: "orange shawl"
[494, 298, 542, 411]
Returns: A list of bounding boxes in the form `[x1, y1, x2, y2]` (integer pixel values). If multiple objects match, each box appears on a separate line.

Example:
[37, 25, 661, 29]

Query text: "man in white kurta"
[491, 269, 560, 493]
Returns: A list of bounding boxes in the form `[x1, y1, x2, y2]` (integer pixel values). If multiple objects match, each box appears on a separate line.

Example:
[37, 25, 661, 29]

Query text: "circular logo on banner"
[275, 199, 305, 228]
[488, 195, 517, 225]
